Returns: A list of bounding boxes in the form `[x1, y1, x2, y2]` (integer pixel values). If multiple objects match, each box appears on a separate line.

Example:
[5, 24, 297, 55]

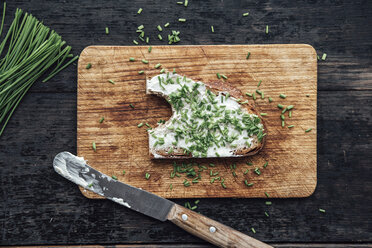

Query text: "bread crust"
[147, 76, 267, 159]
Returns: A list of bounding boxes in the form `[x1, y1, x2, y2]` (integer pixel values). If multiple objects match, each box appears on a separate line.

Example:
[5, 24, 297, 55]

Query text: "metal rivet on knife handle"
[209, 226, 216, 233]
[182, 214, 188, 221]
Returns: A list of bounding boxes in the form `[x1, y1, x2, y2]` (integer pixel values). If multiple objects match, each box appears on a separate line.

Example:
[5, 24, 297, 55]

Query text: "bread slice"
[146, 73, 266, 159]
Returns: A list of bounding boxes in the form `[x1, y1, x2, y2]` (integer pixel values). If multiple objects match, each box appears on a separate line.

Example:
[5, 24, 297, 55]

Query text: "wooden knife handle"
[167, 204, 272, 248]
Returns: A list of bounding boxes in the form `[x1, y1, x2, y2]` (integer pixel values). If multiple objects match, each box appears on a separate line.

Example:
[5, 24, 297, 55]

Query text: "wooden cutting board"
[77, 44, 317, 199]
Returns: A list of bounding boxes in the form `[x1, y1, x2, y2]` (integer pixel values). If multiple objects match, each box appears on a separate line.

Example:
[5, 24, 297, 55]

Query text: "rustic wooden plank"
[76, 45, 317, 199]
[0, 0, 368, 93]
[0, 90, 371, 245]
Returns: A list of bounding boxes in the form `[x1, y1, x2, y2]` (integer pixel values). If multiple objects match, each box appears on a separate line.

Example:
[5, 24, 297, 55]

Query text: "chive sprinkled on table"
[164, 22, 170, 28]
[288, 125, 294, 128]
[111, 175, 117, 180]
[129, 104, 134, 109]
[129, 57, 135, 62]
[246, 52, 250, 59]
[108, 79, 115, 84]
[148, 46, 152, 53]
[138, 70, 144, 74]
[279, 94, 286, 99]
[178, 18, 186, 22]
[92, 142, 96, 152]
[158, 34, 163, 40]
[265, 201, 272, 205]
[86, 63, 92, 69]
[305, 128, 312, 132]
[322, 53, 327, 60]
[133, 40, 139, 45]
[184, 0, 188, 7]
[105, 27, 109, 34]
[141, 59, 149, 64]
[265, 212, 269, 217]
[137, 8, 143, 14]
[211, 25, 214, 33]
[99, 117, 104, 123]
[137, 122, 144, 128]
[265, 25, 269, 34]
[319, 208, 326, 213]
[269, 97, 273, 103]
[251, 227, 256, 234]
[257, 80, 262, 87]
[243, 12, 249, 17]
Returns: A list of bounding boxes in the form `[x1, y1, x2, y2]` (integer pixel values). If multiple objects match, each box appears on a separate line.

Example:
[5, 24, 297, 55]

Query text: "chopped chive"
[129, 104, 134, 108]
[221, 182, 227, 189]
[246, 92, 252, 97]
[138, 70, 144, 74]
[146, 37, 149, 43]
[261, 92, 264, 99]
[108, 79, 116, 84]
[177, 1, 183, 4]
[170, 183, 173, 190]
[137, 8, 143, 14]
[254, 167, 261, 175]
[129, 57, 135, 62]
[86, 63, 92, 69]
[155, 63, 161, 69]
[92, 142, 96, 152]
[112, 175, 117, 180]
[244, 180, 253, 187]
[265, 192, 270, 198]
[145, 123, 151, 127]
[211, 25, 214, 33]
[260, 113, 267, 116]
[195, 200, 200, 204]
[263, 162, 268, 168]
[142, 59, 149, 64]
[265, 212, 269, 217]
[173, 68, 176, 73]
[277, 104, 284, 109]
[137, 122, 144, 128]
[281, 114, 285, 120]
[244, 169, 249, 175]
[160, 68, 165, 73]
[288, 125, 294, 128]
[281, 120, 285, 127]
[289, 111, 292, 118]
[99, 117, 104, 123]
[251, 227, 256, 234]
[265, 201, 272, 205]
[191, 206, 197, 210]
[138, 25, 144, 30]
[221, 74, 228, 80]
[287, 105, 294, 110]
[319, 208, 326, 213]
[133, 40, 139, 45]
[269, 97, 273, 103]
[209, 163, 215, 167]
[148, 46, 152, 53]
[88, 183, 93, 188]
[257, 80, 262, 87]
[122, 170, 126, 175]
[184, 0, 188, 7]
[105, 27, 109, 34]
[279, 94, 286, 99]
[305, 128, 312, 132]
[158, 34, 163, 40]
[241, 100, 249, 104]
[247, 162, 253, 165]
[243, 12, 249, 17]
[178, 18, 186, 22]
[157, 25, 163, 32]
[322, 53, 327, 60]
[317, 55, 320, 60]
[265, 25, 269, 34]
[145, 173, 150, 180]
[246, 52, 250, 59]
[216, 73, 221, 79]
[164, 23, 170, 28]
[251, 93, 256, 100]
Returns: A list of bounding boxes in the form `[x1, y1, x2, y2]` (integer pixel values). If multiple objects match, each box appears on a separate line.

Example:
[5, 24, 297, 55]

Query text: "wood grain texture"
[77, 44, 317, 199]
[167, 204, 272, 248]
[1, 0, 371, 246]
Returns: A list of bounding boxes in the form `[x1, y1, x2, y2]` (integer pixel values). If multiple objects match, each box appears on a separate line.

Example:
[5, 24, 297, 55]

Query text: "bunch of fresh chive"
[0, 7, 78, 137]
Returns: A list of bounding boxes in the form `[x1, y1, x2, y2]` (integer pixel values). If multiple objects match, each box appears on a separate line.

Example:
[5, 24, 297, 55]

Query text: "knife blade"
[53, 152, 272, 248]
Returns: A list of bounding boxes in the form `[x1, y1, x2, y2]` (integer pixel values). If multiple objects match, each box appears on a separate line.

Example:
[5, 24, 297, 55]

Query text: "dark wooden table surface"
[1, 0, 371, 247]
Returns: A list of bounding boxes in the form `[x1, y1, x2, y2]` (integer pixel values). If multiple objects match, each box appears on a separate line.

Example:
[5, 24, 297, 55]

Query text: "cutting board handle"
[167, 204, 272, 248]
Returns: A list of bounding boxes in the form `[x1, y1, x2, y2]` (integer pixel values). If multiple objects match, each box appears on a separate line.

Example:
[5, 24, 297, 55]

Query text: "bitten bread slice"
[146, 73, 266, 159]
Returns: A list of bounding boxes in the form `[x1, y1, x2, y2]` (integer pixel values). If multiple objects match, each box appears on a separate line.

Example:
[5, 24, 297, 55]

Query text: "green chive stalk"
[0, 8, 78, 137]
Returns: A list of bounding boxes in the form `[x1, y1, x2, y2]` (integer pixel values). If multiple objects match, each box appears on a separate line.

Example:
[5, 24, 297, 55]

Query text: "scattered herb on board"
[265, 212, 269, 217]
[105, 27, 109, 34]
[288, 125, 294, 128]
[99, 117, 104, 123]
[133, 40, 139, 45]
[265, 25, 269, 34]
[92, 142, 96, 151]
[279, 94, 286, 99]
[322, 53, 327, 60]
[145, 173, 151, 180]
[129, 104, 135, 108]
[257, 80, 262, 87]
[129, 57, 135, 62]
[243, 12, 249, 17]
[211, 25, 214, 33]
[137, 8, 143, 14]
[122, 170, 126, 175]
[86, 63, 92, 69]
[319, 208, 326, 213]
[265, 192, 270, 198]
[265, 201, 272, 205]
[138, 70, 144, 74]
[305, 128, 312, 133]
[246, 52, 250, 59]
[138, 123, 144, 128]
[251, 227, 256, 234]
[112, 175, 117, 180]
[178, 18, 186, 22]
[164, 22, 170, 28]
[148, 46, 152, 53]
[108, 79, 116, 84]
